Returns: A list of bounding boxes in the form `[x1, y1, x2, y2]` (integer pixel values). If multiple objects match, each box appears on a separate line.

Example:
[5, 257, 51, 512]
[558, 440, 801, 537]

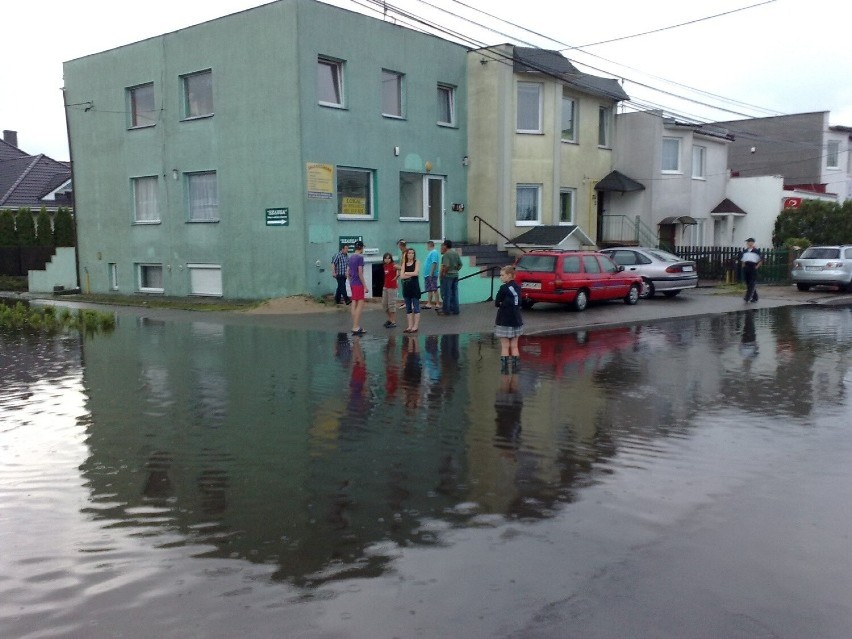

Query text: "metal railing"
[600, 215, 658, 247]
[472, 215, 528, 253]
[675, 246, 796, 284]
[457, 264, 502, 301]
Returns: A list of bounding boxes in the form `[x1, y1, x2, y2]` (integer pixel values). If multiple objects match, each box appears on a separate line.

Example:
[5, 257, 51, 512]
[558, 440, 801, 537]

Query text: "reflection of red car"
[514, 250, 642, 311]
[521, 327, 640, 378]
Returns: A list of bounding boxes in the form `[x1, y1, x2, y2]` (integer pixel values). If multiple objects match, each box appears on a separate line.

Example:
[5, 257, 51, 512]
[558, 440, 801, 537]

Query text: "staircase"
[455, 243, 514, 273]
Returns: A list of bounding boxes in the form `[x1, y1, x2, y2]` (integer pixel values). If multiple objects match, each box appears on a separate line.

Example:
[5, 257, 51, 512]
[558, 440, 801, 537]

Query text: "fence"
[674, 246, 795, 284]
[0, 247, 57, 277]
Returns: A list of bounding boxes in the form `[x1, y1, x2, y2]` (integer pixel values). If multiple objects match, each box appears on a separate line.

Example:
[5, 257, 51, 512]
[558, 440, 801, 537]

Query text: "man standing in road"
[438, 239, 462, 315]
[331, 243, 351, 305]
[348, 241, 368, 334]
[739, 237, 763, 303]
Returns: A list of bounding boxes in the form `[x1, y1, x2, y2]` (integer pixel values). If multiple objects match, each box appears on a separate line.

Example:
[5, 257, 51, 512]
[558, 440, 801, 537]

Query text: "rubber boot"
[500, 356, 509, 374]
[511, 356, 520, 372]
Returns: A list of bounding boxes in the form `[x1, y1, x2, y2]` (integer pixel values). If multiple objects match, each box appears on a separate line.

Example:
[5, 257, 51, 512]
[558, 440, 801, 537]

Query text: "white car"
[791, 246, 852, 291]
[600, 247, 698, 299]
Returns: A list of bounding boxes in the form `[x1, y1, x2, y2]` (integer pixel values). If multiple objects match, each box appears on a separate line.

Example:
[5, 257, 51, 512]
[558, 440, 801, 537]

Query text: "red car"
[514, 250, 642, 311]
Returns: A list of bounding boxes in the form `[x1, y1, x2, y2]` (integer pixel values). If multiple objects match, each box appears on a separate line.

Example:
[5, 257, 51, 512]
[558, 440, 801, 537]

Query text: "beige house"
[465, 45, 628, 249]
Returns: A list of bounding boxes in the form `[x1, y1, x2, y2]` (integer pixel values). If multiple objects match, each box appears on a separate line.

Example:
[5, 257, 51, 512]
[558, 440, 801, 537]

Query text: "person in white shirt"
[739, 237, 764, 302]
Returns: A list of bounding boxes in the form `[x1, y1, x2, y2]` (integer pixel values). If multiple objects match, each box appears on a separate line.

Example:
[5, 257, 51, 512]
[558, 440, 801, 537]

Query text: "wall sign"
[307, 163, 334, 199]
[265, 208, 289, 226]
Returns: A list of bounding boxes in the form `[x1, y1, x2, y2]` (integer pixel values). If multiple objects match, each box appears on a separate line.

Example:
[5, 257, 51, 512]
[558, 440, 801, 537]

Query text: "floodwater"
[2, 306, 852, 639]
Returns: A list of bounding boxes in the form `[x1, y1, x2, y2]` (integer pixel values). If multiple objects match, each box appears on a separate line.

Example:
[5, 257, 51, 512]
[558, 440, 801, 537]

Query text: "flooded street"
[2, 305, 852, 638]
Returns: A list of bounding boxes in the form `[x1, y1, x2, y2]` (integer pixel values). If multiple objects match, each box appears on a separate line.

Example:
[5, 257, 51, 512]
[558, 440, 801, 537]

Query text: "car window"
[582, 255, 601, 274]
[562, 255, 581, 274]
[845, 248, 852, 260]
[609, 251, 635, 266]
[598, 255, 619, 274]
[646, 249, 681, 262]
[636, 252, 653, 265]
[801, 248, 839, 259]
[517, 255, 557, 272]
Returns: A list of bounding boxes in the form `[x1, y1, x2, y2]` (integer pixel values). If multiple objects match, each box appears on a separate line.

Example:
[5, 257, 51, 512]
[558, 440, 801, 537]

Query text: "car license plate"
[805, 266, 822, 271]
[682, 266, 694, 272]
[522, 282, 541, 289]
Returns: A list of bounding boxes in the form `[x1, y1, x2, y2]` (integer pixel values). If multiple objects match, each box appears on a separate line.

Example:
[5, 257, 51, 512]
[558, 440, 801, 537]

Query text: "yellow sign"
[341, 197, 366, 216]
[306, 163, 333, 199]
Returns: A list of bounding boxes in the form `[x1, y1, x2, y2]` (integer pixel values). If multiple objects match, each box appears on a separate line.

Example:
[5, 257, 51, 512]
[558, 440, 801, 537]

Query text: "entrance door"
[426, 176, 444, 240]
[658, 224, 676, 251]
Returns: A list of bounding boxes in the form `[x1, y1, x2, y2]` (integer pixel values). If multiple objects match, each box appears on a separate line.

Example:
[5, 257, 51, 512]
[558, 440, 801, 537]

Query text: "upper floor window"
[317, 56, 344, 107]
[132, 176, 159, 223]
[561, 92, 577, 142]
[516, 184, 541, 225]
[182, 70, 213, 119]
[826, 140, 840, 168]
[662, 137, 681, 173]
[187, 171, 219, 222]
[338, 167, 374, 219]
[598, 106, 612, 147]
[692, 145, 706, 178]
[437, 84, 455, 126]
[128, 83, 156, 128]
[517, 82, 542, 133]
[381, 70, 404, 118]
[559, 188, 576, 224]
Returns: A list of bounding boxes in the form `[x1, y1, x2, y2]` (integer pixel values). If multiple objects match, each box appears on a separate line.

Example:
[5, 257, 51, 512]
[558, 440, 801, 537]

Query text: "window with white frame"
[517, 82, 542, 133]
[559, 188, 576, 224]
[381, 70, 404, 118]
[128, 83, 156, 128]
[561, 92, 577, 142]
[516, 184, 541, 225]
[188, 264, 223, 297]
[132, 176, 159, 223]
[826, 140, 840, 168]
[317, 56, 344, 107]
[187, 172, 219, 222]
[337, 167, 374, 219]
[138, 263, 164, 293]
[182, 70, 213, 119]
[662, 137, 681, 172]
[692, 145, 706, 178]
[598, 106, 612, 147]
[437, 84, 455, 126]
[108, 263, 119, 290]
[399, 172, 424, 220]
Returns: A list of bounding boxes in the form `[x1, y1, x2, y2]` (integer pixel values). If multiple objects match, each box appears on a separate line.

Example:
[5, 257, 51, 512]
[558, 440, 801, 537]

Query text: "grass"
[51, 293, 262, 312]
[0, 276, 27, 292]
[0, 301, 116, 334]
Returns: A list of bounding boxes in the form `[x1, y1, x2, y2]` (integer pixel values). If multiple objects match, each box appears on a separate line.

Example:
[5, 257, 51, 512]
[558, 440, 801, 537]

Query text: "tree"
[772, 200, 852, 247]
[53, 208, 76, 247]
[0, 210, 16, 246]
[16, 208, 37, 247]
[35, 207, 53, 246]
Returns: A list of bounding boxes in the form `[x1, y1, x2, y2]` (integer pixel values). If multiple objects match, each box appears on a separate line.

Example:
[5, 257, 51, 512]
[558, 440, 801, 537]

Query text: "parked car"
[514, 250, 642, 311]
[791, 245, 852, 291]
[600, 247, 698, 299]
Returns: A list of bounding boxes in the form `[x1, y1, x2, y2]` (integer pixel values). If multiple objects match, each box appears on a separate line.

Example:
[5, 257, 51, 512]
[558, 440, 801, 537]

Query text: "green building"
[63, 0, 468, 299]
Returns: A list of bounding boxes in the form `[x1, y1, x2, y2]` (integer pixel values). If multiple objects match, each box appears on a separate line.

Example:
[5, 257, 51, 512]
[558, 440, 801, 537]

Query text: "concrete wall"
[28, 247, 78, 293]
[722, 176, 784, 247]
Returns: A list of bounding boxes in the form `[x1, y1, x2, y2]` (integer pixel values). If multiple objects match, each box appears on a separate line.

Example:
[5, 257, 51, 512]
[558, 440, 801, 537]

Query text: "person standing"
[348, 241, 367, 334]
[494, 265, 524, 373]
[381, 252, 398, 328]
[423, 240, 442, 310]
[331, 243, 351, 305]
[396, 239, 407, 309]
[438, 239, 462, 315]
[739, 237, 763, 303]
[400, 247, 422, 333]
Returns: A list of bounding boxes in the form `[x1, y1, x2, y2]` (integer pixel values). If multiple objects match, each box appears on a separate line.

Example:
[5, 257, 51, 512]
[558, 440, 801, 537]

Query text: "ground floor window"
[337, 167, 374, 219]
[109, 263, 118, 290]
[559, 188, 576, 224]
[138, 263, 164, 293]
[516, 184, 541, 226]
[188, 264, 223, 297]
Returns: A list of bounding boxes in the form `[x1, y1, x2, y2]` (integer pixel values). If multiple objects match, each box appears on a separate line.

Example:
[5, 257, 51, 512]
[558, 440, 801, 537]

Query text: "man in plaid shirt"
[331, 243, 351, 305]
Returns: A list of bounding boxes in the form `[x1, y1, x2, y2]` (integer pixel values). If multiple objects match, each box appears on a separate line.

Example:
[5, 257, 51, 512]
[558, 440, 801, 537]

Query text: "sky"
[2, 0, 850, 161]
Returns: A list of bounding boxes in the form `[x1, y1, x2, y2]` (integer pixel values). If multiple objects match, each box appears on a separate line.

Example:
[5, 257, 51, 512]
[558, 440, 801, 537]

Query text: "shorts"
[350, 284, 365, 301]
[404, 297, 421, 314]
[494, 324, 524, 338]
[424, 275, 438, 292]
[382, 287, 398, 313]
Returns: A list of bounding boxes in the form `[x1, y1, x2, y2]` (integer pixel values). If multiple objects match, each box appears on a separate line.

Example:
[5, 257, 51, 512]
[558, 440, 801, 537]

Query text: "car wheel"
[572, 289, 589, 312]
[796, 283, 811, 291]
[639, 279, 655, 299]
[521, 299, 535, 310]
[663, 290, 681, 298]
[624, 284, 640, 305]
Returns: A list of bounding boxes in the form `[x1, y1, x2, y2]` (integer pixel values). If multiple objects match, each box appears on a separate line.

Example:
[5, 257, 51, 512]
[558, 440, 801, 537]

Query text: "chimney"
[3, 130, 18, 147]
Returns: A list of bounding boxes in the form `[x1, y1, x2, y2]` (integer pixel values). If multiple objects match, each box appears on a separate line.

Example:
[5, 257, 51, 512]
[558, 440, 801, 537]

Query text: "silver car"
[600, 247, 698, 298]
[791, 245, 852, 291]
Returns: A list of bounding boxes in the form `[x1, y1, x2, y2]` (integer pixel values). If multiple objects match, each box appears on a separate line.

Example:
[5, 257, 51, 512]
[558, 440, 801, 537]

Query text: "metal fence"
[674, 246, 795, 284]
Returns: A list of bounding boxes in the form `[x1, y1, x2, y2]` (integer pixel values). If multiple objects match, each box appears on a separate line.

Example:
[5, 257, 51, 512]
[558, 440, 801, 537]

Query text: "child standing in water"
[381, 252, 398, 328]
[494, 265, 524, 373]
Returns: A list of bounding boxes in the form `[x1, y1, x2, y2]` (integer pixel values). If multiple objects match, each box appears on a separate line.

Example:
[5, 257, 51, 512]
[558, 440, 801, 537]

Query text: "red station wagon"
[514, 250, 643, 311]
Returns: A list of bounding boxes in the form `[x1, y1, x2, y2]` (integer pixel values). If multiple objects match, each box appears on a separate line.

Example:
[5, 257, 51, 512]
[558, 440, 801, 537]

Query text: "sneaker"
[351, 328, 366, 335]
[345, 300, 351, 306]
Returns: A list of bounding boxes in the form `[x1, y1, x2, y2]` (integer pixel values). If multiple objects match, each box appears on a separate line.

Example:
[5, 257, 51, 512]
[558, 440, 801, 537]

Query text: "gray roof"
[710, 198, 747, 215]
[0, 137, 29, 161]
[595, 170, 645, 193]
[511, 225, 595, 248]
[513, 47, 629, 102]
[0, 153, 72, 208]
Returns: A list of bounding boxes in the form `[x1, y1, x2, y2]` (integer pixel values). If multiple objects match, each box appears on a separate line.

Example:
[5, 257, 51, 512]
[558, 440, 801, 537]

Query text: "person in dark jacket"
[494, 265, 524, 373]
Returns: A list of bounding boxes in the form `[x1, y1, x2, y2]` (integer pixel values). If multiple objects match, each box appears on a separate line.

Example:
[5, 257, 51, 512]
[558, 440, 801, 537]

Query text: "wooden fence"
[674, 246, 795, 284]
[0, 247, 57, 277]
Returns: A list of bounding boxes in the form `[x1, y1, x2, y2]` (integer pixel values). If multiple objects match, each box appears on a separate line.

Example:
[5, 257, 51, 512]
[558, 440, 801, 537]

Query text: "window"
[583, 255, 602, 273]
[188, 264, 223, 297]
[517, 82, 542, 133]
[337, 167, 374, 219]
[108, 263, 119, 290]
[516, 184, 541, 225]
[559, 188, 576, 224]
[692, 145, 706, 178]
[562, 255, 581, 274]
[662, 137, 681, 172]
[561, 92, 576, 142]
[317, 57, 344, 107]
[138, 264, 164, 293]
[827, 140, 840, 168]
[128, 83, 156, 128]
[437, 84, 455, 126]
[399, 172, 424, 220]
[187, 172, 219, 222]
[182, 70, 213, 118]
[598, 106, 612, 147]
[132, 176, 159, 223]
[381, 70, 404, 118]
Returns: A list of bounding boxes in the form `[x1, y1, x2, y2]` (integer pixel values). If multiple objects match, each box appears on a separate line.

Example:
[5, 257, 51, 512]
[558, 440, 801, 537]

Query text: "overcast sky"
[2, 0, 849, 161]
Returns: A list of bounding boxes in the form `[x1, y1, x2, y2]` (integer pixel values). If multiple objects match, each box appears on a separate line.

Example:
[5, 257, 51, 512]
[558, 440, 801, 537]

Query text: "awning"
[594, 170, 645, 193]
[710, 198, 747, 215]
[658, 215, 698, 225]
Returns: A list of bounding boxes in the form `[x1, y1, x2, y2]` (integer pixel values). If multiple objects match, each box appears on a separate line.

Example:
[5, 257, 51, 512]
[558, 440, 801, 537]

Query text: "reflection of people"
[381, 252, 398, 328]
[739, 310, 758, 360]
[401, 248, 422, 333]
[348, 336, 368, 414]
[739, 238, 763, 303]
[331, 243, 351, 305]
[423, 240, 442, 310]
[401, 335, 422, 409]
[494, 265, 524, 373]
[348, 241, 367, 334]
[438, 240, 462, 316]
[494, 370, 523, 448]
